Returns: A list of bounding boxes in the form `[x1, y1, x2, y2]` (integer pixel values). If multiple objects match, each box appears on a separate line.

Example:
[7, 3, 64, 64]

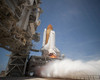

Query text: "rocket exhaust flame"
[49, 53, 57, 58]
[40, 59, 100, 79]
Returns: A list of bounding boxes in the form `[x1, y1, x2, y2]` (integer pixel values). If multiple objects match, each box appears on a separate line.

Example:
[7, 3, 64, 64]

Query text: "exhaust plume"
[40, 59, 100, 79]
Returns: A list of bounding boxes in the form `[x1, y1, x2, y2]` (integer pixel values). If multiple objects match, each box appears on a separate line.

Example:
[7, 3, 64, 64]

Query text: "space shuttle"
[41, 24, 60, 58]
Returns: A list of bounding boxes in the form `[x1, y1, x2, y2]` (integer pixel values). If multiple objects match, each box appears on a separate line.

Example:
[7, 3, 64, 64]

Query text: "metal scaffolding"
[0, 0, 42, 76]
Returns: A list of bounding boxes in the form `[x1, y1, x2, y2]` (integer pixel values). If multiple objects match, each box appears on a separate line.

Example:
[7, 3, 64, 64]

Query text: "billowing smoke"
[40, 59, 100, 79]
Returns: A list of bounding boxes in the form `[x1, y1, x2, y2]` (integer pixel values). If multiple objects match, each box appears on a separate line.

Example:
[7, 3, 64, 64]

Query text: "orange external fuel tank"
[45, 24, 53, 44]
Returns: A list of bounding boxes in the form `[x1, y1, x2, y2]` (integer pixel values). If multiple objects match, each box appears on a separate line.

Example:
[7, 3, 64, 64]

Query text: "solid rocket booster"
[41, 24, 60, 58]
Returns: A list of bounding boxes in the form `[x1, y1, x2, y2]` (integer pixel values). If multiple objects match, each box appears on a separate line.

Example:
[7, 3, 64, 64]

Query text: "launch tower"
[0, 0, 42, 76]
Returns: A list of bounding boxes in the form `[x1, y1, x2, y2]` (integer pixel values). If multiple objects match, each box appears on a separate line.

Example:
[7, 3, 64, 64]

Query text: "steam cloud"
[40, 59, 100, 79]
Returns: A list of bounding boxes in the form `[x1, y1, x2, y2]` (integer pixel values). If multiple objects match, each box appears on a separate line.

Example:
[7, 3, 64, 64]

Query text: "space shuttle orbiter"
[41, 24, 60, 58]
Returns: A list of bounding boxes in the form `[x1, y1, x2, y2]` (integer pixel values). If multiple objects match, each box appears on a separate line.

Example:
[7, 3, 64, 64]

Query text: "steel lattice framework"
[0, 0, 42, 76]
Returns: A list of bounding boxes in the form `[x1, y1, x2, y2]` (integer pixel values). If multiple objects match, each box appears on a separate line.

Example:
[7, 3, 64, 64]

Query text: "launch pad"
[26, 56, 63, 76]
[0, 77, 79, 80]
[0, 75, 100, 80]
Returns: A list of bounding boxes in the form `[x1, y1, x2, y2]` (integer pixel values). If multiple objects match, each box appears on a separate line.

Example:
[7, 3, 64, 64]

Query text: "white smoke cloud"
[40, 59, 100, 79]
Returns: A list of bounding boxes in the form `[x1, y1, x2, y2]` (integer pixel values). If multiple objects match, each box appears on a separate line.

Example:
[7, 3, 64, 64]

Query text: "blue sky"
[34, 0, 100, 60]
[0, 0, 100, 71]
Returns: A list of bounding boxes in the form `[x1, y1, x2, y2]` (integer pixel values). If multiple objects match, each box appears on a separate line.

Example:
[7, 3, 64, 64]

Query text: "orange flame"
[49, 53, 57, 58]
